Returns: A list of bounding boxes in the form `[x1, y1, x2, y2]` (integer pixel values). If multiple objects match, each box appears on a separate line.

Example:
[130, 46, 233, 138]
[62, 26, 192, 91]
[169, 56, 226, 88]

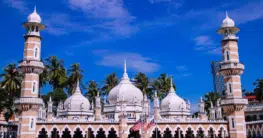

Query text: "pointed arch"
[107, 127, 118, 138]
[51, 128, 60, 138]
[61, 125, 72, 137]
[38, 127, 48, 138]
[73, 125, 84, 136]
[107, 126, 119, 137]
[36, 126, 50, 137]
[95, 125, 106, 136]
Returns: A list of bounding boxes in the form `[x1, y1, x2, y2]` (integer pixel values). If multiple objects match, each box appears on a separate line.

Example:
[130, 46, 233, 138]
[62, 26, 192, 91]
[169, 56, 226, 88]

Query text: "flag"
[144, 119, 155, 131]
[131, 119, 142, 131]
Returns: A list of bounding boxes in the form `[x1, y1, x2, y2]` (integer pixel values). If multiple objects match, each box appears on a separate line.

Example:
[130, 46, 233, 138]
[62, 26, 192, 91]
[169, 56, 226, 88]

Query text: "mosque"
[12, 7, 248, 138]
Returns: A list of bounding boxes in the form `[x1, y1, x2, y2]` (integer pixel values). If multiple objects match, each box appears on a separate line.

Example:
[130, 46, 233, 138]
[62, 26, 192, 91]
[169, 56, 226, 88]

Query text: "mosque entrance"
[128, 129, 141, 138]
[85, 128, 95, 138]
[151, 128, 161, 138]
[96, 128, 106, 138]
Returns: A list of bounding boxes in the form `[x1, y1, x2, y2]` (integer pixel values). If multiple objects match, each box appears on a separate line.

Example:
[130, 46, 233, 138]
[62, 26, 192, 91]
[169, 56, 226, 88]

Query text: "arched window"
[30, 118, 34, 129]
[229, 84, 232, 94]
[31, 26, 34, 32]
[231, 118, 235, 128]
[35, 48, 38, 58]
[36, 26, 39, 32]
[226, 51, 230, 61]
[33, 82, 36, 93]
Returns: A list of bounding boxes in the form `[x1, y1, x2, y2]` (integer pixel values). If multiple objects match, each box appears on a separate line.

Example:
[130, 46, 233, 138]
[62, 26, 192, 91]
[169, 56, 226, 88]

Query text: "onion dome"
[27, 6, 42, 23]
[221, 11, 235, 28]
[108, 60, 143, 105]
[64, 81, 90, 111]
[161, 78, 187, 111]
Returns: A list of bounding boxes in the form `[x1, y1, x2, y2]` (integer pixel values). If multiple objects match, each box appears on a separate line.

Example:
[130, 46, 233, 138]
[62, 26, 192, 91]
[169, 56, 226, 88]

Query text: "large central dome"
[108, 60, 143, 104]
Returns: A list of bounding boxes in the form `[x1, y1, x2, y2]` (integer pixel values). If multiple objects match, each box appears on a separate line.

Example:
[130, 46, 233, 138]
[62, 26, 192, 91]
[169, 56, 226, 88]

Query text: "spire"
[49, 96, 52, 102]
[225, 11, 228, 18]
[154, 90, 157, 98]
[34, 5, 37, 13]
[74, 79, 81, 94]
[200, 97, 203, 102]
[122, 58, 129, 81]
[210, 101, 214, 109]
[97, 91, 100, 97]
[169, 76, 175, 93]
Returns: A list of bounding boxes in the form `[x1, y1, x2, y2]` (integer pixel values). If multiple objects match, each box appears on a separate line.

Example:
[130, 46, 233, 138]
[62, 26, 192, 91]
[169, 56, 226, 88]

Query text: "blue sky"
[1, 0, 263, 111]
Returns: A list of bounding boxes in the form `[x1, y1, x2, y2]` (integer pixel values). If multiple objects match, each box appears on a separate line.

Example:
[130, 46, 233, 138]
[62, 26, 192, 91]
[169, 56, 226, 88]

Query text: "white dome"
[221, 12, 235, 28]
[64, 82, 90, 111]
[27, 7, 41, 23]
[108, 60, 143, 104]
[161, 78, 187, 111]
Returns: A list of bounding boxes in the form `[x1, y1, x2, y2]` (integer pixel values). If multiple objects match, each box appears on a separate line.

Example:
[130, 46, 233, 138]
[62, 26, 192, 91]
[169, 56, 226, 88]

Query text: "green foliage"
[254, 79, 263, 101]
[53, 88, 68, 107]
[204, 92, 220, 115]
[66, 63, 84, 95]
[45, 56, 67, 89]
[85, 81, 101, 107]
[101, 73, 119, 96]
[0, 64, 22, 97]
[134, 72, 153, 100]
[151, 74, 175, 100]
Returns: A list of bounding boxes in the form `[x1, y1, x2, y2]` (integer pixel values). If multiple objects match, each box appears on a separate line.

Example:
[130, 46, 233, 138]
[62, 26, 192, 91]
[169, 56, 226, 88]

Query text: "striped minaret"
[14, 7, 45, 138]
[217, 12, 248, 138]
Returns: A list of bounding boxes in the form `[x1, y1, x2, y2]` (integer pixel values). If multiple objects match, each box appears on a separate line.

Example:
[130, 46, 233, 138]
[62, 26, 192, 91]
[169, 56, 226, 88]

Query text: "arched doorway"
[163, 128, 172, 138]
[185, 128, 194, 138]
[62, 128, 72, 138]
[38, 128, 48, 138]
[174, 128, 184, 138]
[96, 128, 106, 138]
[208, 128, 215, 138]
[128, 129, 141, 138]
[151, 128, 161, 138]
[51, 128, 60, 138]
[73, 128, 83, 138]
[196, 128, 204, 138]
[247, 130, 252, 138]
[108, 128, 117, 138]
[85, 128, 95, 138]
[246, 116, 251, 122]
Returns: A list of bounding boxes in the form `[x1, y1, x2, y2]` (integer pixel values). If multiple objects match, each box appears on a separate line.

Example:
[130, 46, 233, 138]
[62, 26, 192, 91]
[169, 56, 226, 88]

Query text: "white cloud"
[149, 0, 172, 3]
[67, 0, 137, 37]
[92, 50, 160, 73]
[3, 0, 28, 12]
[194, 35, 221, 55]
[176, 66, 188, 72]
[194, 36, 215, 46]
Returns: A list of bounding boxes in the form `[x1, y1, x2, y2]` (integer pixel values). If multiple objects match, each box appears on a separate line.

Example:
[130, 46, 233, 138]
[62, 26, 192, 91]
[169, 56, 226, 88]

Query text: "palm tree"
[45, 56, 67, 89]
[39, 67, 48, 96]
[151, 74, 175, 100]
[134, 72, 152, 100]
[0, 64, 22, 97]
[101, 73, 119, 96]
[66, 63, 84, 95]
[85, 80, 101, 108]
[204, 92, 220, 113]
[254, 79, 263, 101]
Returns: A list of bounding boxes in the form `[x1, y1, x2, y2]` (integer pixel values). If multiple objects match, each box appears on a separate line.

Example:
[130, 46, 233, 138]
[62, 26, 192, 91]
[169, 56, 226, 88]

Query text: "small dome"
[108, 60, 143, 104]
[27, 6, 41, 23]
[161, 78, 187, 111]
[64, 81, 90, 111]
[221, 12, 235, 28]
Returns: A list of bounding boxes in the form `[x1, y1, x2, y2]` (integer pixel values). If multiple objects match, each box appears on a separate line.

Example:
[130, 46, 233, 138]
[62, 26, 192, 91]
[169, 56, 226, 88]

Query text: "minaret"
[153, 91, 161, 120]
[209, 102, 215, 120]
[216, 99, 222, 120]
[198, 97, 207, 120]
[95, 90, 102, 120]
[47, 96, 53, 121]
[217, 12, 248, 138]
[14, 7, 45, 138]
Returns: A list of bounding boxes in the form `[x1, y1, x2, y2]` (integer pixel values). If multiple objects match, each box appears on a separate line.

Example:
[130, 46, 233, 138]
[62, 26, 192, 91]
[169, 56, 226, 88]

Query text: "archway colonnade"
[37, 126, 228, 138]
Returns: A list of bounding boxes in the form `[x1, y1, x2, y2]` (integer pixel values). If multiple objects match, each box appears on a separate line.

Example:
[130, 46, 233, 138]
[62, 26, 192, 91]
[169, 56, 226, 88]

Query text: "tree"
[52, 88, 68, 107]
[39, 67, 48, 96]
[204, 92, 220, 113]
[45, 56, 67, 89]
[254, 79, 263, 101]
[134, 72, 152, 100]
[151, 74, 175, 100]
[66, 63, 84, 95]
[101, 73, 119, 96]
[85, 81, 101, 108]
[0, 64, 22, 97]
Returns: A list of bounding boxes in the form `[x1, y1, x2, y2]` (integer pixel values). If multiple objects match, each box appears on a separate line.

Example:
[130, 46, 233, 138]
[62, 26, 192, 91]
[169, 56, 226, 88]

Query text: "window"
[36, 26, 39, 32]
[231, 118, 235, 128]
[33, 82, 36, 93]
[229, 84, 232, 93]
[30, 118, 34, 128]
[34, 48, 38, 58]
[31, 26, 34, 32]
[226, 51, 230, 60]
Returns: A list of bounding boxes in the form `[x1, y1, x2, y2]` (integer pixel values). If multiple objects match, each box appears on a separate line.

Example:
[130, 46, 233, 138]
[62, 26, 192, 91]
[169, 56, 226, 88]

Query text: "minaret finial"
[49, 96, 52, 102]
[124, 58, 127, 73]
[169, 75, 175, 93]
[34, 5, 36, 13]
[225, 11, 228, 18]
[154, 90, 157, 97]
[97, 91, 100, 97]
